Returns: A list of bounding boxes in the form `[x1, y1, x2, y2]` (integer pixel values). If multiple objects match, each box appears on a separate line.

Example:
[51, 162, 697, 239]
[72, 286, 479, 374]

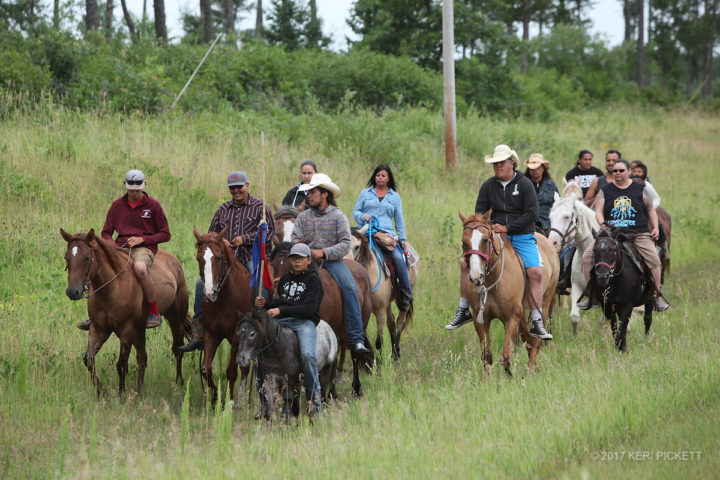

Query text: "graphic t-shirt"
[565, 165, 604, 197]
[601, 182, 649, 232]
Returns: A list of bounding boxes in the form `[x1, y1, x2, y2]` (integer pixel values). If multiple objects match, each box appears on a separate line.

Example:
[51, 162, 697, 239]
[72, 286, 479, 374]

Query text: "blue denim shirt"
[352, 187, 407, 240]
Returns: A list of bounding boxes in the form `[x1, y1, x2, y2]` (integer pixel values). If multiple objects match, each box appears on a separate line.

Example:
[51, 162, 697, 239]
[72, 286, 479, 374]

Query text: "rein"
[82, 245, 133, 298]
[251, 320, 280, 361]
[362, 216, 391, 292]
[549, 208, 577, 250]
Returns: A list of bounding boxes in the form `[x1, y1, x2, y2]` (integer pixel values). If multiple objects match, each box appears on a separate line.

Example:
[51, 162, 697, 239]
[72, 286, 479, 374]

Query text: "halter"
[549, 208, 577, 250]
[593, 236, 624, 280]
[201, 241, 232, 299]
[251, 320, 280, 361]
[71, 241, 133, 299]
[462, 222, 505, 324]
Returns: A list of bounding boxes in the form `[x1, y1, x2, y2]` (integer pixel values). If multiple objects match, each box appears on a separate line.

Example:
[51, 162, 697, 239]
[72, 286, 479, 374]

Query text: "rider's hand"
[650, 227, 659, 239]
[267, 308, 280, 317]
[311, 249, 324, 260]
[491, 224, 507, 233]
[255, 296, 266, 307]
[127, 236, 144, 247]
[231, 236, 244, 246]
[363, 214, 371, 222]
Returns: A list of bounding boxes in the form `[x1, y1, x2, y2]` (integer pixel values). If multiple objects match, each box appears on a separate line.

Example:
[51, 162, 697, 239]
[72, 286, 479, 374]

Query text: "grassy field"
[1, 104, 719, 479]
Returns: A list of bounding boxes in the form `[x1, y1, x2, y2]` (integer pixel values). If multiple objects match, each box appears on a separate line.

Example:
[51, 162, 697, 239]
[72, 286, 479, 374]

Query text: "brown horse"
[193, 226, 253, 406]
[269, 242, 373, 396]
[272, 203, 303, 246]
[347, 225, 419, 360]
[459, 212, 559, 375]
[60, 228, 192, 396]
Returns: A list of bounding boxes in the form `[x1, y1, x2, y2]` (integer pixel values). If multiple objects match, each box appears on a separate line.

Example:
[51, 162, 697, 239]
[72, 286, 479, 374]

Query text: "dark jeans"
[322, 259, 365, 346]
[389, 247, 412, 293]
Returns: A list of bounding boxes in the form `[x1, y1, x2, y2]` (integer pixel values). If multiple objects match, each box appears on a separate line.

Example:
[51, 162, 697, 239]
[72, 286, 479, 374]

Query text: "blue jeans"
[322, 259, 365, 346]
[390, 247, 412, 293]
[253, 317, 322, 412]
[193, 259, 257, 320]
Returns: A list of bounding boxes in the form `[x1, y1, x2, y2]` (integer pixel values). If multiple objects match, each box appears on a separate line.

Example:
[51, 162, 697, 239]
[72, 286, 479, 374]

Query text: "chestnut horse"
[459, 212, 559, 375]
[193, 227, 252, 406]
[269, 242, 374, 396]
[346, 225, 419, 360]
[272, 203, 303, 245]
[60, 228, 192, 395]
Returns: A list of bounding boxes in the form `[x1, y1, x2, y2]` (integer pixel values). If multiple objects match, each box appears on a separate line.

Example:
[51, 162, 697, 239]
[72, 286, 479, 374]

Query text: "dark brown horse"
[459, 212, 559, 375]
[269, 242, 373, 396]
[272, 202, 303, 245]
[193, 227, 253, 406]
[656, 206, 672, 283]
[60, 228, 192, 395]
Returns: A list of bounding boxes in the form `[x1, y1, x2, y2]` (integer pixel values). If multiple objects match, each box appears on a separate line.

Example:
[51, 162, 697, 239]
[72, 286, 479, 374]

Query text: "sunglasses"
[126, 180, 144, 185]
[612, 169, 627, 173]
[229, 185, 244, 190]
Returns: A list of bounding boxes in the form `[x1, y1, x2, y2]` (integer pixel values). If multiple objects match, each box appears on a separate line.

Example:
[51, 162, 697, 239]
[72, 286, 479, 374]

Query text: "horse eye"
[249, 331, 255, 338]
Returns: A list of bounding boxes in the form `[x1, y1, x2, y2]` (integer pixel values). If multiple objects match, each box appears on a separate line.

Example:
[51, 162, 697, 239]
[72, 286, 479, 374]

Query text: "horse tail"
[402, 301, 415, 327]
[183, 313, 193, 341]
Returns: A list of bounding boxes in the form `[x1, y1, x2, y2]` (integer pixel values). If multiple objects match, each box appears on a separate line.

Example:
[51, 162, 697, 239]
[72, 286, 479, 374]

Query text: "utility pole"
[442, 0, 457, 169]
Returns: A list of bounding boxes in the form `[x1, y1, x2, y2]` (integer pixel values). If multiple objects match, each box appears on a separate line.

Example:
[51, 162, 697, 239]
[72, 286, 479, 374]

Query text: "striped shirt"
[208, 194, 275, 265]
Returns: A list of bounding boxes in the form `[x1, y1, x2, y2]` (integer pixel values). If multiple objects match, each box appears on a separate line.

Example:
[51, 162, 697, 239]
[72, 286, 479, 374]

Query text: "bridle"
[549, 207, 577, 251]
[594, 236, 624, 280]
[462, 222, 506, 324]
[67, 240, 132, 298]
[199, 241, 232, 299]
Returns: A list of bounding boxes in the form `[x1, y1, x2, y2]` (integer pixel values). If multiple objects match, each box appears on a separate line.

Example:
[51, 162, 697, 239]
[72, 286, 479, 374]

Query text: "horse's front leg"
[351, 356, 363, 397]
[84, 327, 111, 397]
[116, 338, 132, 396]
[373, 301, 389, 352]
[518, 314, 542, 368]
[202, 336, 221, 404]
[473, 310, 493, 375]
[614, 307, 633, 352]
[501, 317, 521, 377]
[644, 298, 654, 335]
[226, 339, 240, 410]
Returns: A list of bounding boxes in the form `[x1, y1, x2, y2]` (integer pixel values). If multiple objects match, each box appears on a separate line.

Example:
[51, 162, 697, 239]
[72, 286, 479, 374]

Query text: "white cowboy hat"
[524, 153, 550, 170]
[485, 144, 519, 164]
[298, 173, 341, 197]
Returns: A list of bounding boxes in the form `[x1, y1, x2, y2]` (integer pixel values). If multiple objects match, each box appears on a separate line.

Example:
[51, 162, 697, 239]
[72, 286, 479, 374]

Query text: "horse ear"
[60, 228, 72, 242]
[485, 208, 493, 219]
[563, 177, 568, 186]
[458, 210, 467, 223]
[297, 202, 305, 212]
[554, 191, 560, 202]
[274, 200, 280, 212]
[592, 228, 598, 239]
[359, 224, 369, 234]
[86, 228, 95, 242]
[218, 227, 228, 239]
[193, 226, 202, 240]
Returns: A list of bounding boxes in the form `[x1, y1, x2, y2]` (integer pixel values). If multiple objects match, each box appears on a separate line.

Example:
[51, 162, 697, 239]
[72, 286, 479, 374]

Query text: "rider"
[583, 149, 621, 208]
[565, 149, 604, 199]
[255, 243, 324, 417]
[523, 153, 558, 236]
[445, 145, 553, 340]
[292, 173, 372, 362]
[282, 160, 317, 208]
[179, 171, 275, 352]
[77, 169, 170, 330]
[352, 164, 413, 307]
[578, 159, 669, 311]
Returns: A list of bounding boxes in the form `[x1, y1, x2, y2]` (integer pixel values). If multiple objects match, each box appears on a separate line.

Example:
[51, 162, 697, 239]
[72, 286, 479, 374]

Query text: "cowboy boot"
[178, 316, 203, 352]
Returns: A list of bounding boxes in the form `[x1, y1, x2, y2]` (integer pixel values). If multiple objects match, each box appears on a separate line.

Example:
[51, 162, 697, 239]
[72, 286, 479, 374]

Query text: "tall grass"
[0, 104, 718, 478]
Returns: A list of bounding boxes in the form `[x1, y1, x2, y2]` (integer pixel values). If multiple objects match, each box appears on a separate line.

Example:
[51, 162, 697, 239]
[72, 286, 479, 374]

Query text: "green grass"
[0, 104, 718, 478]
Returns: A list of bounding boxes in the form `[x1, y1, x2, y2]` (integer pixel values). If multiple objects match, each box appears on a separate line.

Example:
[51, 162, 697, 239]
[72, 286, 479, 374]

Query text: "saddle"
[613, 229, 647, 275]
[373, 232, 397, 252]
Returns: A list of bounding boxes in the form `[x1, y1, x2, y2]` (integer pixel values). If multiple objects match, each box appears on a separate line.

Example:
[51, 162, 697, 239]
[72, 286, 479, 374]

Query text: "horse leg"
[615, 307, 633, 352]
[234, 365, 249, 412]
[351, 357, 363, 397]
[374, 304, 388, 352]
[164, 305, 186, 385]
[644, 298, 654, 335]
[202, 336, 221, 404]
[84, 327, 111, 397]
[569, 274, 584, 335]
[501, 319, 520, 377]
[385, 306, 400, 361]
[473, 313, 492, 375]
[134, 334, 148, 394]
[226, 340, 240, 410]
[518, 315, 542, 369]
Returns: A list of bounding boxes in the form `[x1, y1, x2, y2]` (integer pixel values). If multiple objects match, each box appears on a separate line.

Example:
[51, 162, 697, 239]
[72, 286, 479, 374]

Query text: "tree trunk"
[255, 0, 263, 37]
[223, 0, 236, 34]
[154, 0, 167, 42]
[521, 0, 530, 73]
[200, 0, 213, 43]
[635, 0, 644, 86]
[104, 0, 114, 37]
[53, 0, 60, 29]
[623, 0, 633, 43]
[706, 0, 717, 97]
[86, 0, 99, 30]
[120, 0, 136, 42]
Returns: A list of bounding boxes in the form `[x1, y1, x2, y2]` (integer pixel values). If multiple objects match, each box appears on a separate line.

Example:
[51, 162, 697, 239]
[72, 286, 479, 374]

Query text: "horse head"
[593, 229, 621, 287]
[235, 309, 270, 368]
[562, 180, 583, 201]
[194, 226, 231, 302]
[273, 205, 300, 245]
[548, 195, 577, 252]
[347, 225, 370, 264]
[60, 227, 97, 300]
[459, 210, 495, 286]
[269, 242, 293, 288]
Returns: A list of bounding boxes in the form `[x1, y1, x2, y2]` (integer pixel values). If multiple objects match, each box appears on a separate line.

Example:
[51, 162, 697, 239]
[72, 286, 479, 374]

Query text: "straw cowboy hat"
[524, 153, 550, 170]
[298, 173, 341, 197]
[485, 144, 520, 164]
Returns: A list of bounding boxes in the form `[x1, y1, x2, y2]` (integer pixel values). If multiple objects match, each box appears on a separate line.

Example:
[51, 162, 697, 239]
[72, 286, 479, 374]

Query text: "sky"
[126, 0, 625, 50]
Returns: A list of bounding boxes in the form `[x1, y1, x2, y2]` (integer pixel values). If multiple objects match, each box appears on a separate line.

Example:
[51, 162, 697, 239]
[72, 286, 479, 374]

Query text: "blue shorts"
[507, 234, 541, 268]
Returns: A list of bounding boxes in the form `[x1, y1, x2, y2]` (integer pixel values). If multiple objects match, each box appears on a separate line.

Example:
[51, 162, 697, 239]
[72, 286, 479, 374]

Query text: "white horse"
[548, 186, 599, 334]
[346, 224, 419, 360]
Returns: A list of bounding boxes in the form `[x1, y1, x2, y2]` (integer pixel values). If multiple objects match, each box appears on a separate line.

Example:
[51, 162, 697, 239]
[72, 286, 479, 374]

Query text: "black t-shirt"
[601, 182, 649, 233]
[565, 165, 604, 198]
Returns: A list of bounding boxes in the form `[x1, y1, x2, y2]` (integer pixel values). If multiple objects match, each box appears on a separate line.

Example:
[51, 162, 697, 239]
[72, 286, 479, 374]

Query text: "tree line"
[1, 0, 717, 113]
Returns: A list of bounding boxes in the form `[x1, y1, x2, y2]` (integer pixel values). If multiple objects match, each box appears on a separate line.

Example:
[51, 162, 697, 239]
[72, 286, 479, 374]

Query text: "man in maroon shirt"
[77, 170, 171, 330]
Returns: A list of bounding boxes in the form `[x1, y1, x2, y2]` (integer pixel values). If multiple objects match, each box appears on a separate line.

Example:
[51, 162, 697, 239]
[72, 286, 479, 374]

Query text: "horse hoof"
[351, 389, 363, 398]
[375, 338, 382, 350]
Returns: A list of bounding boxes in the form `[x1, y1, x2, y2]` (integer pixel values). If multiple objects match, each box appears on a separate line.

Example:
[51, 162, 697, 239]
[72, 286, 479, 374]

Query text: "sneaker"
[76, 318, 91, 331]
[146, 314, 162, 329]
[445, 306, 472, 330]
[655, 297, 669, 312]
[530, 319, 553, 340]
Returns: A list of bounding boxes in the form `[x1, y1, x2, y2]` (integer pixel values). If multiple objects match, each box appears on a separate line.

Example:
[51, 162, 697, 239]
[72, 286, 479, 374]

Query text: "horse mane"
[93, 234, 129, 271]
[270, 242, 293, 261]
[349, 227, 371, 264]
[274, 205, 299, 220]
[462, 212, 491, 227]
[574, 199, 600, 238]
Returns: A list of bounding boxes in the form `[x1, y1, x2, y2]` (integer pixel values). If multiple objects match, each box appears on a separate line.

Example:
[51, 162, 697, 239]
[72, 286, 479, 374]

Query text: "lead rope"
[364, 217, 386, 292]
